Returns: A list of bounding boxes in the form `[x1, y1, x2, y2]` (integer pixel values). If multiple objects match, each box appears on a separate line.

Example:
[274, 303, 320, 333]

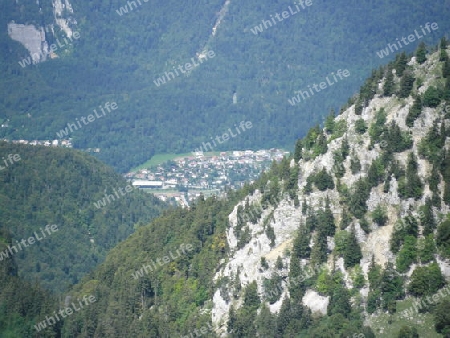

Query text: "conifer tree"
[399, 70, 415, 98]
[383, 66, 395, 96]
[344, 226, 362, 268]
[416, 42, 427, 64]
[395, 52, 408, 77]
[294, 139, 303, 162]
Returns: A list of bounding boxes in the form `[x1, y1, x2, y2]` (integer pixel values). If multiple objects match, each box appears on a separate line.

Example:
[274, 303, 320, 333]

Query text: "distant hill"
[0, 142, 166, 293]
[1, 0, 450, 171]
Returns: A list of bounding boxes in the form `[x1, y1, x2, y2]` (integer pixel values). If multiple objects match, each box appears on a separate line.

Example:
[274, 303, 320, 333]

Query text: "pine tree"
[439, 37, 448, 61]
[294, 139, 303, 162]
[443, 77, 450, 101]
[311, 229, 328, 266]
[276, 297, 291, 336]
[405, 153, 423, 199]
[395, 52, 408, 77]
[383, 66, 395, 96]
[416, 42, 427, 64]
[398, 70, 415, 98]
[421, 198, 436, 236]
[343, 226, 362, 268]
[324, 109, 335, 134]
[443, 56, 450, 78]
[406, 96, 422, 127]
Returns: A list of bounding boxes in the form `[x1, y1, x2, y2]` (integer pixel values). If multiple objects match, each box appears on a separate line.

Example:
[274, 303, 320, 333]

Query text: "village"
[125, 149, 288, 207]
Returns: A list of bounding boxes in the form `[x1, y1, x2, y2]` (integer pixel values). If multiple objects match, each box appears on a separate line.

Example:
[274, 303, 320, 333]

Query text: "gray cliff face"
[210, 49, 450, 336]
[7, 0, 76, 65]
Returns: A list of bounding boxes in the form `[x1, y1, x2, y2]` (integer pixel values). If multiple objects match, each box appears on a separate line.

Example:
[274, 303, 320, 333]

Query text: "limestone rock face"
[8, 23, 48, 64]
[7, 0, 76, 65]
[210, 48, 450, 336]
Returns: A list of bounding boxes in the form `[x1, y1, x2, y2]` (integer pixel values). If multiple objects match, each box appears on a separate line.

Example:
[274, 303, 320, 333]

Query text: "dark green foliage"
[294, 139, 303, 162]
[441, 151, 450, 205]
[384, 121, 413, 153]
[310, 168, 335, 191]
[276, 297, 291, 336]
[318, 198, 336, 237]
[284, 165, 299, 199]
[399, 70, 415, 98]
[433, 299, 450, 336]
[443, 56, 450, 78]
[369, 108, 387, 145]
[0, 233, 59, 337]
[391, 213, 419, 253]
[416, 42, 427, 64]
[350, 151, 362, 174]
[418, 234, 436, 264]
[349, 178, 371, 219]
[334, 231, 351, 256]
[339, 210, 352, 230]
[423, 86, 442, 107]
[367, 157, 385, 188]
[406, 96, 422, 127]
[343, 226, 362, 268]
[396, 235, 417, 273]
[324, 109, 336, 134]
[383, 66, 395, 96]
[408, 263, 445, 296]
[436, 218, 450, 258]
[292, 226, 311, 259]
[444, 77, 450, 101]
[341, 137, 350, 158]
[395, 52, 408, 77]
[367, 256, 382, 313]
[328, 285, 352, 318]
[260, 257, 269, 270]
[380, 263, 404, 313]
[332, 151, 345, 178]
[418, 120, 445, 162]
[372, 205, 388, 226]
[275, 256, 283, 270]
[355, 118, 367, 134]
[263, 273, 283, 304]
[399, 153, 423, 200]
[440, 37, 448, 62]
[354, 99, 364, 115]
[265, 224, 276, 248]
[255, 305, 277, 337]
[0, 142, 165, 292]
[421, 198, 436, 236]
[360, 217, 370, 233]
[396, 326, 419, 338]
[310, 228, 328, 266]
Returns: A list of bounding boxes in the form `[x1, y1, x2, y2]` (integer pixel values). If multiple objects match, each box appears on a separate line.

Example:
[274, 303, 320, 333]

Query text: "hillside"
[48, 43, 450, 337]
[0, 142, 166, 293]
[0, 228, 59, 337]
[1, 0, 450, 171]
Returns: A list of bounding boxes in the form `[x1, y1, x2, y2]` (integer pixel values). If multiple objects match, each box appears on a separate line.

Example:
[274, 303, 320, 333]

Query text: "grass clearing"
[131, 152, 221, 171]
[368, 298, 441, 337]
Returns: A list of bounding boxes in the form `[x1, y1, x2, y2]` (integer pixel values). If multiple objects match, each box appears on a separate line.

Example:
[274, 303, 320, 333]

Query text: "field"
[131, 152, 221, 171]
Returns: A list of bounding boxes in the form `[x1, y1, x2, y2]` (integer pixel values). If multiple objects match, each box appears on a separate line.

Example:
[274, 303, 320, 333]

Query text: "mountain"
[46, 43, 450, 337]
[1, 0, 450, 171]
[0, 142, 166, 293]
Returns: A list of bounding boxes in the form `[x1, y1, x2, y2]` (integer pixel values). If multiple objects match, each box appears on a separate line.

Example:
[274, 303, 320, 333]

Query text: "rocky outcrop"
[211, 47, 450, 336]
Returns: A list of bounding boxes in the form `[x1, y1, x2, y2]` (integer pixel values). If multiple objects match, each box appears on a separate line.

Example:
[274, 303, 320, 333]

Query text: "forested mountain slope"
[0, 228, 59, 337]
[0, 142, 166, 293]
[55, 44, 450, 337]
[1, 0, 450, 171]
